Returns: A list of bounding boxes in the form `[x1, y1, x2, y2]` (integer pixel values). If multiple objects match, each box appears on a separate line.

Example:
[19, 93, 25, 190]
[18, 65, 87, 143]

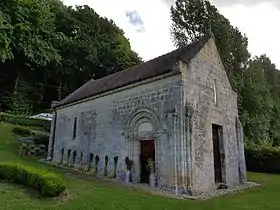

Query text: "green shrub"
[94, 155, 100, 173]
[104, 155, 109, 176]
[125, 157, 133, 171]
[0, 112, 51, 131]
[0, 163, 65, 197]
[245, 143, 280, 173]
[12, 126, 32, 136]
[33, 134, 49, 146]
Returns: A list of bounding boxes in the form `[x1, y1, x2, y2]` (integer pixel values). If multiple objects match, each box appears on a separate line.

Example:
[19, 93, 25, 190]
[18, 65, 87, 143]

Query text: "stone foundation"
[42, 158, 258, 200]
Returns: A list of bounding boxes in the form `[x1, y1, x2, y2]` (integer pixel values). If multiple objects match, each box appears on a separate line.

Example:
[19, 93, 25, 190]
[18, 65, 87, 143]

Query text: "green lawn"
[0, 122, 280, 210]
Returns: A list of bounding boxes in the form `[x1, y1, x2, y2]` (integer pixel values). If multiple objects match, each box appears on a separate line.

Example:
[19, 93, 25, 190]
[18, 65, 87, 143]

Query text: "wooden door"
[140, 140, 155, 183]
[212, 124, 223, 183]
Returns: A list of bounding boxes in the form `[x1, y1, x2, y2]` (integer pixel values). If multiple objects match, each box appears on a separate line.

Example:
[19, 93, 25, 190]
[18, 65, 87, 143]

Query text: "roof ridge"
[97, 34, 210, 80]
[53, 34, 211, 108]
[69, 34, 210, 86]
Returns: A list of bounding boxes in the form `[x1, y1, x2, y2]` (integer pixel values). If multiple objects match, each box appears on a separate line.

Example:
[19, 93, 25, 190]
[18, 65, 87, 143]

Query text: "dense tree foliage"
[170, 0, 280, 146]
[0, 0, 141, 114]
[241, 57, 273, 143]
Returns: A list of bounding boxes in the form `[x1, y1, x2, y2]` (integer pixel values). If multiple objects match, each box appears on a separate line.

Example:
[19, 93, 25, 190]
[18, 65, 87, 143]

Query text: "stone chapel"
[47, 33, 246, 195]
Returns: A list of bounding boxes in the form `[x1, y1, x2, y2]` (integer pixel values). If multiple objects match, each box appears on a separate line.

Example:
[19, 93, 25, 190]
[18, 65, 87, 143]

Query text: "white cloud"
[125, 10, 145, 33]
[62, 0, 280, 69]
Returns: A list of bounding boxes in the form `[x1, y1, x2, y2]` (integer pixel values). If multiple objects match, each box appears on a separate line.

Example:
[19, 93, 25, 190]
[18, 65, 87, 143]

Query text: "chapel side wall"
[181, 38, 243, 193]
[52, 74, 183, 188]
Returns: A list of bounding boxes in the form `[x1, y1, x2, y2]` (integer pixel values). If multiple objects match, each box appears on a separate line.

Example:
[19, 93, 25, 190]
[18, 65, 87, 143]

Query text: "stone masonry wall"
[181, 37, 245, 193]
[52, 73, 184, 189]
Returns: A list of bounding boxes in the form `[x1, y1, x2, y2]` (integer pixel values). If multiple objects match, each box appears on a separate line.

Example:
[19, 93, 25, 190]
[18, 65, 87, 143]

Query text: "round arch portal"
[125, 108, 160, 140]
[124, 107, 161, 183]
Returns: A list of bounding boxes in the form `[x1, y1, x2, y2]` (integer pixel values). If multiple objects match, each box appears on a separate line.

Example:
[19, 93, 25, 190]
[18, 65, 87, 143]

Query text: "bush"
[12, 126, 32, 136]
[0, 163, 65, 197]
[245, 143, 280, 173]
[125, 157, 133, 171]
[0, 112, 51, 131]
[33, 134, 49, 146]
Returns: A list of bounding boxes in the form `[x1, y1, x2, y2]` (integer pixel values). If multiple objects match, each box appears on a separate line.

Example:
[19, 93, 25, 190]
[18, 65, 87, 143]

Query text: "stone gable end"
[180, 37, 241, 193]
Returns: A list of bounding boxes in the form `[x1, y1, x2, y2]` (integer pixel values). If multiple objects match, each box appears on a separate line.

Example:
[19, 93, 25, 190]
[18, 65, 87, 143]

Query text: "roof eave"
[52, 70, 181, 110]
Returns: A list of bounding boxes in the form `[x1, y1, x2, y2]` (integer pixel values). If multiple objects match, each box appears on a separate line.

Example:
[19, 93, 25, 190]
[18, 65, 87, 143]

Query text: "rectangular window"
[73, 117, 77, 139]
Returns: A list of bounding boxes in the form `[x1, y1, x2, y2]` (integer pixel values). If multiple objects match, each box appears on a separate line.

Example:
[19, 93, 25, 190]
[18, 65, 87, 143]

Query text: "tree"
[0, 2, 141, 113]
[0, 10, 13, 61]
[170, 0, 250, 92]
[270, 102, 280, 146]
[254, 55, 280, 145]
[48, 5, 141, 100]
[0, 0, 63, 113]
[240, 57, 274, 144]
[259, 55, 280, 101]
[239, 55, 280, 145]
[0, 0, 62, 67]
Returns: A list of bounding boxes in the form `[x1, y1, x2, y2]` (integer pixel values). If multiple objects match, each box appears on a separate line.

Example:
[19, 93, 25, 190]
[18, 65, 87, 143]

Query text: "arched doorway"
[125, 108, 160, 184]
[138, 122, 155, 183]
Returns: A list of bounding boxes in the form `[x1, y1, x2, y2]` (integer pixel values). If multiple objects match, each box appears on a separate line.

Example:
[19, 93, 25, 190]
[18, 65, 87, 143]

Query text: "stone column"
[179, 85, 187, 194]
[236, 116, 247, 184]
[172, 112, 179, 194]
[47, 111, 57, 161]
[185, 104, 194, 195]
[166, 106, 187, 194]
[58, 148, 64, 165]
[165, 111, 175, 190]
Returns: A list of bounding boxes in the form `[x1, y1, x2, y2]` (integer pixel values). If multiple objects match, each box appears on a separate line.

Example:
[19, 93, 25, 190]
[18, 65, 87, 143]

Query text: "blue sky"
[62, 0, 280, 69]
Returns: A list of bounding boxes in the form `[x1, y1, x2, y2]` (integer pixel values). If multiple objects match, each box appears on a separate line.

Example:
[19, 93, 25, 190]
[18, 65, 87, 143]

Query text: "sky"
[62, 0, 280, 69]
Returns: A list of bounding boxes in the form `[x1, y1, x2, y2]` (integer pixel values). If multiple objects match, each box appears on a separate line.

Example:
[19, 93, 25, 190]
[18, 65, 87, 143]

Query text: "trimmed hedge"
[0, 163, 65, 197]
[33, 134, 49, 146]
[12, 126, 32, 136]
[245, 143, 280, 173]
[0, 112, 51, 131]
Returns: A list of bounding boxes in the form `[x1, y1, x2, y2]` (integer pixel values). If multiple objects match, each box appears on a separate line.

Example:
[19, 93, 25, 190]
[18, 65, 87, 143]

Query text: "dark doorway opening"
[140, 140, 155, 183]
[212, 124, 224, 184]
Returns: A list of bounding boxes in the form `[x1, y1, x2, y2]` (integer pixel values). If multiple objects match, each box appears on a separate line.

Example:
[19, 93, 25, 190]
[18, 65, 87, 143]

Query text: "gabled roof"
[53, 34, 211, 108]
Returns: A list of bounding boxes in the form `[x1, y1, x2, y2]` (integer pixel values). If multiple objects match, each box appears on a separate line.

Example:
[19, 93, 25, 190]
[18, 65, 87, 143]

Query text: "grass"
[1, 122, 280, 209]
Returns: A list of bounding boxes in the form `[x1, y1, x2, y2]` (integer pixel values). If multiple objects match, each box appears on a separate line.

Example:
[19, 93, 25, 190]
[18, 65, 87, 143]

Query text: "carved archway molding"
[125, 107, 161, 140]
